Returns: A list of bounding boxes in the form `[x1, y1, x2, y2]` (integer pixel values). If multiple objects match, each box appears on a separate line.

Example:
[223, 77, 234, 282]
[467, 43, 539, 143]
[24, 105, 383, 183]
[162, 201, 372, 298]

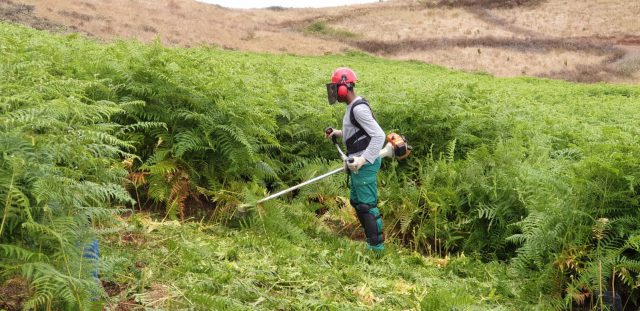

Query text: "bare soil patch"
[113, 298, 141, 311]
[0, 277, 30, 311]
[18, 0, 351, 54]
[0, 0, 63, 31]
[422, 0, 548, 9]
[394, 47, 609, 77]
[103, 280, 126, 297]
[354, 36, 620, 55]
[491, 0, 640, 38]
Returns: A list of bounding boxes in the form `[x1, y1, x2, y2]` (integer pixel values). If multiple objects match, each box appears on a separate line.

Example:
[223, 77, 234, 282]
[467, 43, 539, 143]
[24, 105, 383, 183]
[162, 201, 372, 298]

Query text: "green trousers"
[349, 157, 384, 250]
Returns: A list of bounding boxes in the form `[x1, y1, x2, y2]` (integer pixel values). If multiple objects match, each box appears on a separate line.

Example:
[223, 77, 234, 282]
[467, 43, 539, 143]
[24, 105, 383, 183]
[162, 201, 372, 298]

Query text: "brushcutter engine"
[380, 133, 411, 160]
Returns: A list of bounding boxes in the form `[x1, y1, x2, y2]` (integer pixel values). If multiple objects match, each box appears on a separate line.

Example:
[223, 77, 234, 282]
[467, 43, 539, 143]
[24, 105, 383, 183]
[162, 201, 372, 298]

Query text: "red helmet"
[331, 67, 357, 84]
[326, 67, 357, 104]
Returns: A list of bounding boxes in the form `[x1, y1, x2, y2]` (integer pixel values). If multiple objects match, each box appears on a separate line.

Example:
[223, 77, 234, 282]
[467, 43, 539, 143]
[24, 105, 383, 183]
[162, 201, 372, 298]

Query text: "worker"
[325, 67, 386, 251]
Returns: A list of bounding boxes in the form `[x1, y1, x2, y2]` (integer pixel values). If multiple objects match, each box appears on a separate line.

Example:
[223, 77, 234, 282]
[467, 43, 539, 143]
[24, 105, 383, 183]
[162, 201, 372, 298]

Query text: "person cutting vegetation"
[325, 67, 386, 251]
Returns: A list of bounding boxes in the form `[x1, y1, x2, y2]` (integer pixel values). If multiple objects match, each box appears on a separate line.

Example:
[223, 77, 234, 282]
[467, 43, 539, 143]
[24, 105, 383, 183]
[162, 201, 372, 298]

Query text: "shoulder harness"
[345, 98, 375, 155]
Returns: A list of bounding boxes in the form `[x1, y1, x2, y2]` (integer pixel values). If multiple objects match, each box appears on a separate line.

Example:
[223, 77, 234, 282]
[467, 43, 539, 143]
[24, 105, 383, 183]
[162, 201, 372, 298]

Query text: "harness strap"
[345, 99, 375, 155]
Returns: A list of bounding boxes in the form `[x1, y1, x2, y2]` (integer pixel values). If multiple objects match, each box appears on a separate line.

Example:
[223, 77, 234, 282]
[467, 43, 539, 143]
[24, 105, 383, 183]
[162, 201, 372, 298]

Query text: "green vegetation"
[1, 21, 640, 310]
[305, 21, 360, 40]
[101, 212, 518, 310]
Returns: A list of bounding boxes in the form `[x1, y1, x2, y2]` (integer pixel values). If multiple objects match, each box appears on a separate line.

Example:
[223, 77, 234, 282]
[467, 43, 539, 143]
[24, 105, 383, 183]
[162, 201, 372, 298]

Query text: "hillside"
[2, 20, 640, 310]
[2, 0, 639, 84]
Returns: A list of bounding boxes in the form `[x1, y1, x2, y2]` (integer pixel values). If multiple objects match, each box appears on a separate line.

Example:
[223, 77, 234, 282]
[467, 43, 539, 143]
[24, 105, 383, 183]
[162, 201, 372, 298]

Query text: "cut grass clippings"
[100, 212, 522, 310]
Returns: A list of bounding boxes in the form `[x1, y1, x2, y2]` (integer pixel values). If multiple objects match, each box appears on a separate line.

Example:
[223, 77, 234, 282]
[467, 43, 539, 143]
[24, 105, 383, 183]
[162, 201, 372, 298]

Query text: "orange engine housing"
[386, 133, 410, 160]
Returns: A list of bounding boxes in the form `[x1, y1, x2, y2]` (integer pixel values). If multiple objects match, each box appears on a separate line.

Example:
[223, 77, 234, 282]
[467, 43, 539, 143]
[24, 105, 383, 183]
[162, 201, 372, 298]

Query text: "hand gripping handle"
[325, 127, 338, 144]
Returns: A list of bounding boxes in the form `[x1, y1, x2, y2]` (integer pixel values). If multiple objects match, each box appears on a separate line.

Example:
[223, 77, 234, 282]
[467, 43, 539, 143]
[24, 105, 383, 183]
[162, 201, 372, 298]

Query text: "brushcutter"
[254, 130, 411, 204]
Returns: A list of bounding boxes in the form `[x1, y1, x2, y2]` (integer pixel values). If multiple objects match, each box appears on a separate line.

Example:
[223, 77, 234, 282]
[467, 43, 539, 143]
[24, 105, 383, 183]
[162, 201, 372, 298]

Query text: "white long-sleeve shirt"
[342, 96, 385, 164]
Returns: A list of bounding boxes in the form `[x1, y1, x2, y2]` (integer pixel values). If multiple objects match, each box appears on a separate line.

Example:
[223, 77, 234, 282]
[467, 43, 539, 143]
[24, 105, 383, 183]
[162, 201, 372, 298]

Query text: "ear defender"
[337, 84, 348, 98]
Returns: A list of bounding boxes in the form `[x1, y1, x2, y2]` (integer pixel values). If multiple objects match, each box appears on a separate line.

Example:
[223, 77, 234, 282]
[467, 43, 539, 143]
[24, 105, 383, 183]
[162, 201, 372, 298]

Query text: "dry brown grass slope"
[2, 0, 639, 83]
[12, 0, 354, 53]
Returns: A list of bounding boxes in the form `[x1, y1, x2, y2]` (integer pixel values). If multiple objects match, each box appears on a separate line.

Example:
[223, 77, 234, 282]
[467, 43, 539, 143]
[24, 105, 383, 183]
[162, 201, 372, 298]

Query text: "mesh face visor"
[326, 83, 338, 104]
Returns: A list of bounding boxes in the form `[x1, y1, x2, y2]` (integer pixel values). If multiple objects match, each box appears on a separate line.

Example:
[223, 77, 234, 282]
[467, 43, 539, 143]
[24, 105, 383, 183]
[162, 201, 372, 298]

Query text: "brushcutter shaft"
[256, 167, 345, 204]
[335, 144, 347, 161]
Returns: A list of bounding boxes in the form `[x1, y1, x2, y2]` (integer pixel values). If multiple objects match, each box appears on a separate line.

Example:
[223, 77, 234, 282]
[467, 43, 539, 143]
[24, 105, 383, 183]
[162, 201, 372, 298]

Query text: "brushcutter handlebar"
[325, 127, 338, 144]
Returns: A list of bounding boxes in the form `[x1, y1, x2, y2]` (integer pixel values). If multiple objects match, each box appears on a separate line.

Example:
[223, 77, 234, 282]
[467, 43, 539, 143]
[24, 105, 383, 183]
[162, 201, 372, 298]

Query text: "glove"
[347, 156, 366, 173]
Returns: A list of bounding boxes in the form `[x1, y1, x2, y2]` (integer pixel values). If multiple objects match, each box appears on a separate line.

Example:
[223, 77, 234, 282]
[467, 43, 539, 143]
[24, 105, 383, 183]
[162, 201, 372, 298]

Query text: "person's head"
[326, 67, 357, 104]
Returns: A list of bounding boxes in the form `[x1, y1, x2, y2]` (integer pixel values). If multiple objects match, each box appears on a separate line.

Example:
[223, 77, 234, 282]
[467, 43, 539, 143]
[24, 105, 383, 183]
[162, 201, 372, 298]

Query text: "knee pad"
[354, 203, 384, 247]
[350, 199, 367, 230]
